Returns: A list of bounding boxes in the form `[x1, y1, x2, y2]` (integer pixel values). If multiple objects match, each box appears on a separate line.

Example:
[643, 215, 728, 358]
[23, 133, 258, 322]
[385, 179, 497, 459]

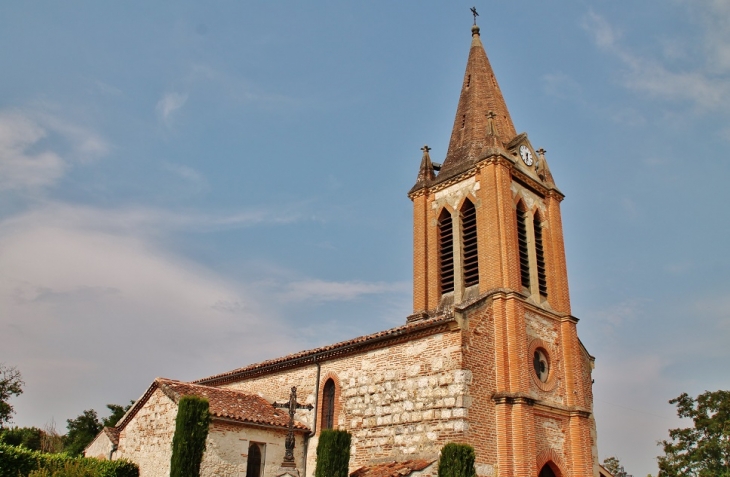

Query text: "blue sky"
[1, 1, 729, 475]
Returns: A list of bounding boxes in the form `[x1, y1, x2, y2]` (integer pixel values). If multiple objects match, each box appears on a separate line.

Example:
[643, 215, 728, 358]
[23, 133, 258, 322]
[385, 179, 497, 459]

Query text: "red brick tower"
[409, 22, 598, 477]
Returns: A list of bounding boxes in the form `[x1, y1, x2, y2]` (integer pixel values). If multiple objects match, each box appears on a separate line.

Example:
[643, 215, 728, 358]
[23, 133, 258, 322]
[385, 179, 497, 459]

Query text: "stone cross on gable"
[273, 386, 313, 469]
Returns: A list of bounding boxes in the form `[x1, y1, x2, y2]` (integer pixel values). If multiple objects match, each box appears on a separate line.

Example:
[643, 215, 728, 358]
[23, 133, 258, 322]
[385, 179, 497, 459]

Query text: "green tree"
[101, 401, 134, 428]
[657, 389, 730, 477]
[437, 442, 476, 477]
[315, 429, 351, 477]
[64, 410, 102, 457]
[170, 395, 211, 477]
[603, 456, 632, 477]
[0, 426, 43, 450]
[0, 363, 24, 428]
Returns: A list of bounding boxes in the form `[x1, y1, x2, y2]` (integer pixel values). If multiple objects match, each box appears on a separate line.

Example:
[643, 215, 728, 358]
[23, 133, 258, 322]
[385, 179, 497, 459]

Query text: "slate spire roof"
[440, 23, 517, 174]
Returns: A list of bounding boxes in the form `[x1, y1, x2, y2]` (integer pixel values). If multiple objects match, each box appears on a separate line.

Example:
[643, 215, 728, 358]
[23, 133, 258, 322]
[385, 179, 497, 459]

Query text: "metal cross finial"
[536, 148, 546, 157]
[273, 386, 313, 468]
[421, 145, 431, 154]
[470, 6, 479, 25]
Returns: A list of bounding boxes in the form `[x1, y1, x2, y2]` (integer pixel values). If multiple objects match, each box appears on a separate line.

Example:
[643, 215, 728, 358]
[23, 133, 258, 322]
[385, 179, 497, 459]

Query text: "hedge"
[0, 443, 138, 477]
[438, 442, 476, 477]
[314, 429, 351, 477]
[169, 395, 211, 477]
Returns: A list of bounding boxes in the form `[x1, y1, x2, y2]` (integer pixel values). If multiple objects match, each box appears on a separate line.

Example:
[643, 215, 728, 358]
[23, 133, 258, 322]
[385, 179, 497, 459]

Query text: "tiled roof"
[349, 460, 435, 477]
[113, 378, 309, 434]
[156, 378, 309, 431]
[195, 314, 454, 386]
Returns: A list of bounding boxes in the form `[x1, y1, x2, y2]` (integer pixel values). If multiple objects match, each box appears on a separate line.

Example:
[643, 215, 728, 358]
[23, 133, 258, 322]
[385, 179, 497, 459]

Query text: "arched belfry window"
[438, 209, 455, 294]
[460, 199, 479, 287]
[322, 378, 336, 430]
[533, 213, 548, 297]
[516, 202, 530, 290]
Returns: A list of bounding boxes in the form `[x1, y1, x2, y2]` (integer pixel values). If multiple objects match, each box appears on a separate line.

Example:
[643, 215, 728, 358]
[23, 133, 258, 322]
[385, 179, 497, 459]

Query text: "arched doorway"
[246, 442, 262, 477]
[538, 463, 558, 477]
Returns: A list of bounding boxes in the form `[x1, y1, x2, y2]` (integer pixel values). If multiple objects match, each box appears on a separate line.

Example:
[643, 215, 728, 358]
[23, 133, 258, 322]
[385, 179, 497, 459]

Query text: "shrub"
[0, 443, 138, 477]
[438, 442, 476, 477]
[169, 396, 211, 477]
[314, 429, 351, 477]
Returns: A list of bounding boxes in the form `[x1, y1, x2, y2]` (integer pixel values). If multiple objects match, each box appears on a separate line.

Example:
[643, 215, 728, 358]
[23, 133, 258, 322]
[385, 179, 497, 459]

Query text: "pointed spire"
[415, 144, 436, 185]
[440, 20, 517, 173]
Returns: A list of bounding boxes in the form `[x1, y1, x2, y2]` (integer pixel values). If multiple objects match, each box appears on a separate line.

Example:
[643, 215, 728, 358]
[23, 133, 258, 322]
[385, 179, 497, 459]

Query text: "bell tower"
[408, 20, 598, 477]
[409, 21, 570, 319]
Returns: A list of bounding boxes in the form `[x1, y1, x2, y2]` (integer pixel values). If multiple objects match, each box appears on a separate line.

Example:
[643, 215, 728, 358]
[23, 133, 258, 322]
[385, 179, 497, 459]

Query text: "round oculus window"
[533, 349, 549, 383]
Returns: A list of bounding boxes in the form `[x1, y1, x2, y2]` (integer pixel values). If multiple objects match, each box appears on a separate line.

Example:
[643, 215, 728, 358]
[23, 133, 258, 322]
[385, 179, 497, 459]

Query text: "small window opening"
[322, 379, 336, 430]
[533, 214, 548, 297]
[461, 114, 466, 129]
[246, 442, 263, 477]
[438, 209, 455, 294]
[461, 200, 479, 287]
[516, 204, 530, 289]
[466, 75, 471, 87]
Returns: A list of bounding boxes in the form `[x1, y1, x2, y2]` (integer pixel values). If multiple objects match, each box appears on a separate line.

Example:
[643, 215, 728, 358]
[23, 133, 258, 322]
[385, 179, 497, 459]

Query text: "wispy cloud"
[582, 9, 730, 111]
[156, 92, 189, 124]
[281, 279, 409, 302]
[163, 162, 208, 191]
[0, 107, 109, 193]
[0, 202, 312, 240]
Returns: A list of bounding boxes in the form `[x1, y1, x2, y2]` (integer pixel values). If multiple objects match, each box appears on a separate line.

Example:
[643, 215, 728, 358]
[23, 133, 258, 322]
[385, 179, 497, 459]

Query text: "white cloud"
[282, 279, 409, 302]
[163, 162, 208, 191]
[156, 92, 189, 124]
[0, 109, 109, 192]
[0, 112, 65, 191]
[0, 203, 303, 428]
[583, 9, 730, 111]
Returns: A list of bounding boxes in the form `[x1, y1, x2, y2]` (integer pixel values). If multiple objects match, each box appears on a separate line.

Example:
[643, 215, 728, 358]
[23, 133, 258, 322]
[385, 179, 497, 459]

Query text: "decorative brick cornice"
[491, 392, 592, 418]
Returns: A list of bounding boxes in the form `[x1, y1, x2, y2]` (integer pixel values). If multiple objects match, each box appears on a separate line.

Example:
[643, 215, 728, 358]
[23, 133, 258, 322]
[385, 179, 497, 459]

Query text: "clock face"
[519, 145, 534, 166]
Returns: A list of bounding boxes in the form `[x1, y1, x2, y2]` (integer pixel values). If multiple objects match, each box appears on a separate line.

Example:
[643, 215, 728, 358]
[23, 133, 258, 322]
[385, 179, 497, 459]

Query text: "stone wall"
[85, 431, 114, 460]
[115, 388, 177, 477]
[221, 328, 469, 476]
[201, 422, 306, 477]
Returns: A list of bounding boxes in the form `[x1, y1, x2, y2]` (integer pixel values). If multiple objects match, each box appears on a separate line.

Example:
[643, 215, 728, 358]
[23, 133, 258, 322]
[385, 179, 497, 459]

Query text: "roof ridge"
[194, 314, 454, 385]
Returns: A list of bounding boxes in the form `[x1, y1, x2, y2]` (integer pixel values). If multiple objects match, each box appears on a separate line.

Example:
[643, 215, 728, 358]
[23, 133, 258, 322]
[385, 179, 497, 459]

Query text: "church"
[86, 18, 600, 477]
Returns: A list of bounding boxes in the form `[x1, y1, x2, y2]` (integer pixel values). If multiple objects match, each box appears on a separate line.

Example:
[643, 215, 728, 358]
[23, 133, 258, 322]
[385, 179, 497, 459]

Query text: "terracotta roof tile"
[350, 460, 435, 477]
[195, 314, 454, 385]
[156, 378, 308, 431]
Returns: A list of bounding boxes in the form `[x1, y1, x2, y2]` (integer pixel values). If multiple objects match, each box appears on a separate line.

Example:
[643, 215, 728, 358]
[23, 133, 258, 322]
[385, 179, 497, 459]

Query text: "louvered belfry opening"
[322, 378, 335, 430]
[461, 199, 479, 287]
[533, 213, 548, 297]
[438, 209, 455, 294]
[516, 203, 531, 290]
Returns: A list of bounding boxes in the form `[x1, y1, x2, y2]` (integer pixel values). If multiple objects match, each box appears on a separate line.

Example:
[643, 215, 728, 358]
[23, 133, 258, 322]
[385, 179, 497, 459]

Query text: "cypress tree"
[169, 396, 211, 477]
[438, 442, 476, 477]
[314, 429, 351, 477]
